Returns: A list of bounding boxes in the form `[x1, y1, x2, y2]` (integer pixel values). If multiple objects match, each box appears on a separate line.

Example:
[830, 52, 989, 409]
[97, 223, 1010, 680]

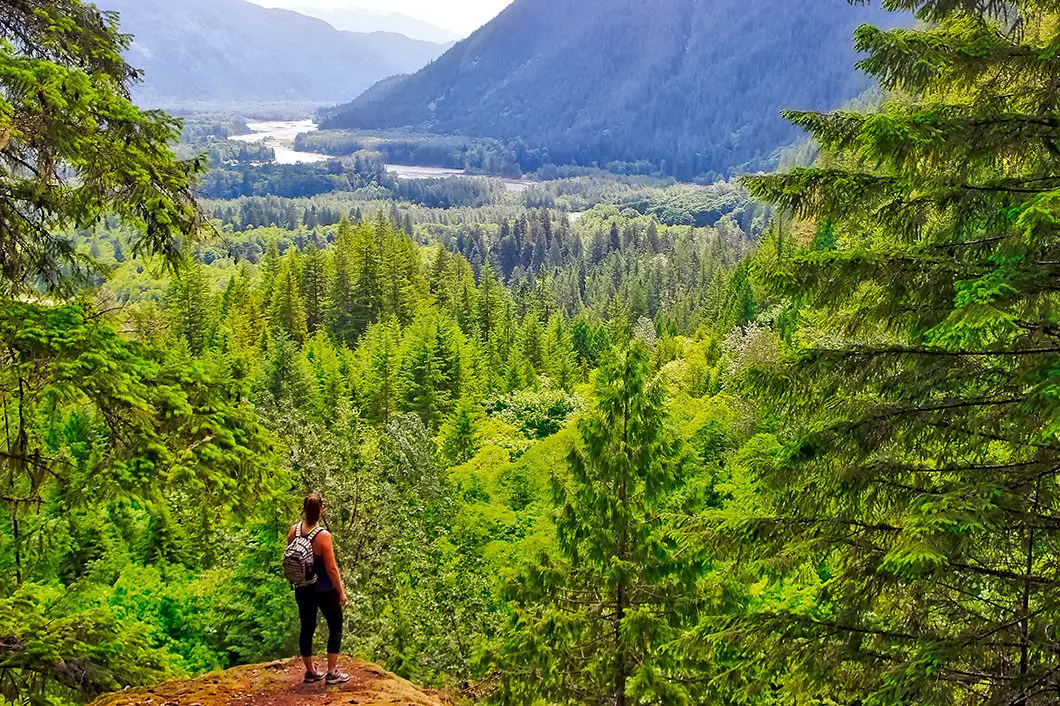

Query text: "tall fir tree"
[330, 218, 361, 347]
[545, 314, 580, 391]
[258, 238, 282, 306]
[477, 262, 503, 343]
[352, 218, 383, 332]
[519, 312, 546, 376]
[269, 253, 308, 343]
[491, 342, 701, 704]
[439, 400, 481, 467]
[399, 314, 463, 429]
[360, 318, 402, 425]
[222, 264, 265, 372]
[301, 241, 330, 335]
[380, 218, 428, 326]
[694, 2, 1060, 703]
[262, 331, 317, 409]
[166, 262, 215, 355]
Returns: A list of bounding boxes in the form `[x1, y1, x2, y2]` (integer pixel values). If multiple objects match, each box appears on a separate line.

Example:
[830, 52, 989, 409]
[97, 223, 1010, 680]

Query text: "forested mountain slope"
[322, 0, 901, 178]
[100, 0, 449, 104]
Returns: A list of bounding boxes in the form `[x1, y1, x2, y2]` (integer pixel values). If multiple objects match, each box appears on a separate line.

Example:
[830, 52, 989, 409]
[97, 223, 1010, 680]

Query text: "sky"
[247, 0, 513, 36]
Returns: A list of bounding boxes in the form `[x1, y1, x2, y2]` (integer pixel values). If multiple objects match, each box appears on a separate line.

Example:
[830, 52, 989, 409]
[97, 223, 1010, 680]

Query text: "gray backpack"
[283, 524, 322, 588]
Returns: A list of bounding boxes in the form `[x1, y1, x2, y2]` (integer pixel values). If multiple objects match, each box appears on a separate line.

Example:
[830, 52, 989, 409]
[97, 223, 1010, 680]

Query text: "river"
[230, 120, 329, 165]
[231, 120, 532, 192]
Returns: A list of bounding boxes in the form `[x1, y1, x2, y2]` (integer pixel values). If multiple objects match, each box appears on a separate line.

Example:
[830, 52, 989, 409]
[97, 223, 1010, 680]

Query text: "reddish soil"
[90, 657, 451, 706]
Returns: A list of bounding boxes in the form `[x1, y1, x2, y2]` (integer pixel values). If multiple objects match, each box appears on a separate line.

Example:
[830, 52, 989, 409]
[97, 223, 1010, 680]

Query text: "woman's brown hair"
[303, 492, 323, 525]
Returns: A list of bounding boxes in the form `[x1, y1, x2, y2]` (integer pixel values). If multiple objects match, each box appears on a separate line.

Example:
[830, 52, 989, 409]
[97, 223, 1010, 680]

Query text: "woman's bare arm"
[317, 531, 347, 605]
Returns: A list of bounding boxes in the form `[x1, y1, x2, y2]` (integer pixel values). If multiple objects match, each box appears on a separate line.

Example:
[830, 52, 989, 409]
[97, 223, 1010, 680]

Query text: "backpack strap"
[307, 527, 324, 542]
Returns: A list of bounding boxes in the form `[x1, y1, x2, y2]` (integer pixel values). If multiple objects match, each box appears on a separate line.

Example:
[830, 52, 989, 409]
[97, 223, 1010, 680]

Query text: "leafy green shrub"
[483, 389, 580, 440]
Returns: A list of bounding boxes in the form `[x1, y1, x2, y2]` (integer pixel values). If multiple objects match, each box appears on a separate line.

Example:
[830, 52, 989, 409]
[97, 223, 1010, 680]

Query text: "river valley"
[232, 120, 532, 192]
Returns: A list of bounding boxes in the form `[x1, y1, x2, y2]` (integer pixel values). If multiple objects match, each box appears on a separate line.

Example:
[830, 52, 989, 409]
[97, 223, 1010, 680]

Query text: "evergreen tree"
[301, 242, 330, 334]
[360, 318, 402, 425]
[546, 314, 580, 391]
[141, 503, 191, 567]
[0, 0, 202, 296]
[399, 315, 456, 428]
[498, 221, 520, 277]
[718, 262, 756, 331]
[695, 2, 1060, 703]
[353, 218, 383, 331]
[258, 238, 281, 305]
[492, 342, 700, 704]
[166, 262, 215, 355]
[477, 262, 503, 343]
[263, 331, 317, 409]
[223, 264, 266, 371]
[609, 221, 622, 252]
[431, 245, 452, 304]
[305, 332, 348, 419]
[439, 401, 481, 466]
[329, 219, 360, 346]
[379, 219, 428, 326]
[518, 312, 546, 376]
[269, 253, 308, 343]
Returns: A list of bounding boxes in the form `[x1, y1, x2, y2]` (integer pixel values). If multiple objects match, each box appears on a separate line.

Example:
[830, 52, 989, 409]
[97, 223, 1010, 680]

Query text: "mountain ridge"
[99, 0, 450, 105]
[322, 0, 904, 178]
[247, 0, 461, 43]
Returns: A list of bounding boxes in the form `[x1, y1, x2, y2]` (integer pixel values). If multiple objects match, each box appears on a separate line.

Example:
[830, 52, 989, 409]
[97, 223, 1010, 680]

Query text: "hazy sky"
[247, 0, 513, 36]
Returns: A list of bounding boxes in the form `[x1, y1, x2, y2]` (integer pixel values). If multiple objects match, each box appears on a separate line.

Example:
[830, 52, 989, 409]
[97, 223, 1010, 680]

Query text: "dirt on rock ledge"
[90, 657, 451, 706]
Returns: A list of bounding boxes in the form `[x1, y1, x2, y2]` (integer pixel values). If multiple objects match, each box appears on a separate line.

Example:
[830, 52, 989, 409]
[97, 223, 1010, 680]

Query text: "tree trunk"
[615, 387, 630, 706]
[615, 579, 626, 706]
[1016, 482, 1038, 706]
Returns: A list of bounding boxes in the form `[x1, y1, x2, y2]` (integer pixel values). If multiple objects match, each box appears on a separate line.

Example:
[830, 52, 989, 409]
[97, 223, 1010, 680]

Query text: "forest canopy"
[4, 0, 1060, 705]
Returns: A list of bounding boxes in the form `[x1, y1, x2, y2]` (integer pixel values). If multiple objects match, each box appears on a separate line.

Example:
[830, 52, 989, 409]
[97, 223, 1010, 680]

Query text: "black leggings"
[295, 587, 343, 656]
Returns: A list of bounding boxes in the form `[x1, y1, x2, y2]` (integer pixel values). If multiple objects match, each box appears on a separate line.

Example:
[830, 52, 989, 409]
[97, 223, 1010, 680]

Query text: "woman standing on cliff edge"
[286, 492, 350, 685]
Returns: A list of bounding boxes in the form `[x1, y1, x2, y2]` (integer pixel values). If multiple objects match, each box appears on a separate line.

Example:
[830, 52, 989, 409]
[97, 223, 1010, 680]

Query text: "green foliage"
[165, 263, 217, 354]
[399, 313, 463, 429]
[0, 0, 203, 296]
[0, 584, 176, 704]
[269, 252, 308, 342]
[301, 241, 330, 334]
[484, 388, 580, 441]
[440, 401, 482, 467]
[0, 302, 286, 702]
[488, 343, 705, 704]
[6, 4, 998, 703]
[687, 2, 1060, 703]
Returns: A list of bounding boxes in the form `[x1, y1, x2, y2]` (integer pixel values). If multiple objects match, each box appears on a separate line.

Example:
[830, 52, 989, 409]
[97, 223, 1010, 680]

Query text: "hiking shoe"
[303, 671, 325, 683]
[325, 670, 350, 685]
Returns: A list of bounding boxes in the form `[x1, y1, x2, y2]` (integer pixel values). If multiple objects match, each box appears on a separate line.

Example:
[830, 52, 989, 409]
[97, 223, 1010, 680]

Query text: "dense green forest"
[3, 0, 1060, 705]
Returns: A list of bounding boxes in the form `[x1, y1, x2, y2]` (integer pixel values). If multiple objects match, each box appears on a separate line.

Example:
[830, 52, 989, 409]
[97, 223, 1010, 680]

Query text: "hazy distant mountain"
[322, 0, 903, 178]
[101, 0, 450, 105]
[255, 0, 460, 43]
